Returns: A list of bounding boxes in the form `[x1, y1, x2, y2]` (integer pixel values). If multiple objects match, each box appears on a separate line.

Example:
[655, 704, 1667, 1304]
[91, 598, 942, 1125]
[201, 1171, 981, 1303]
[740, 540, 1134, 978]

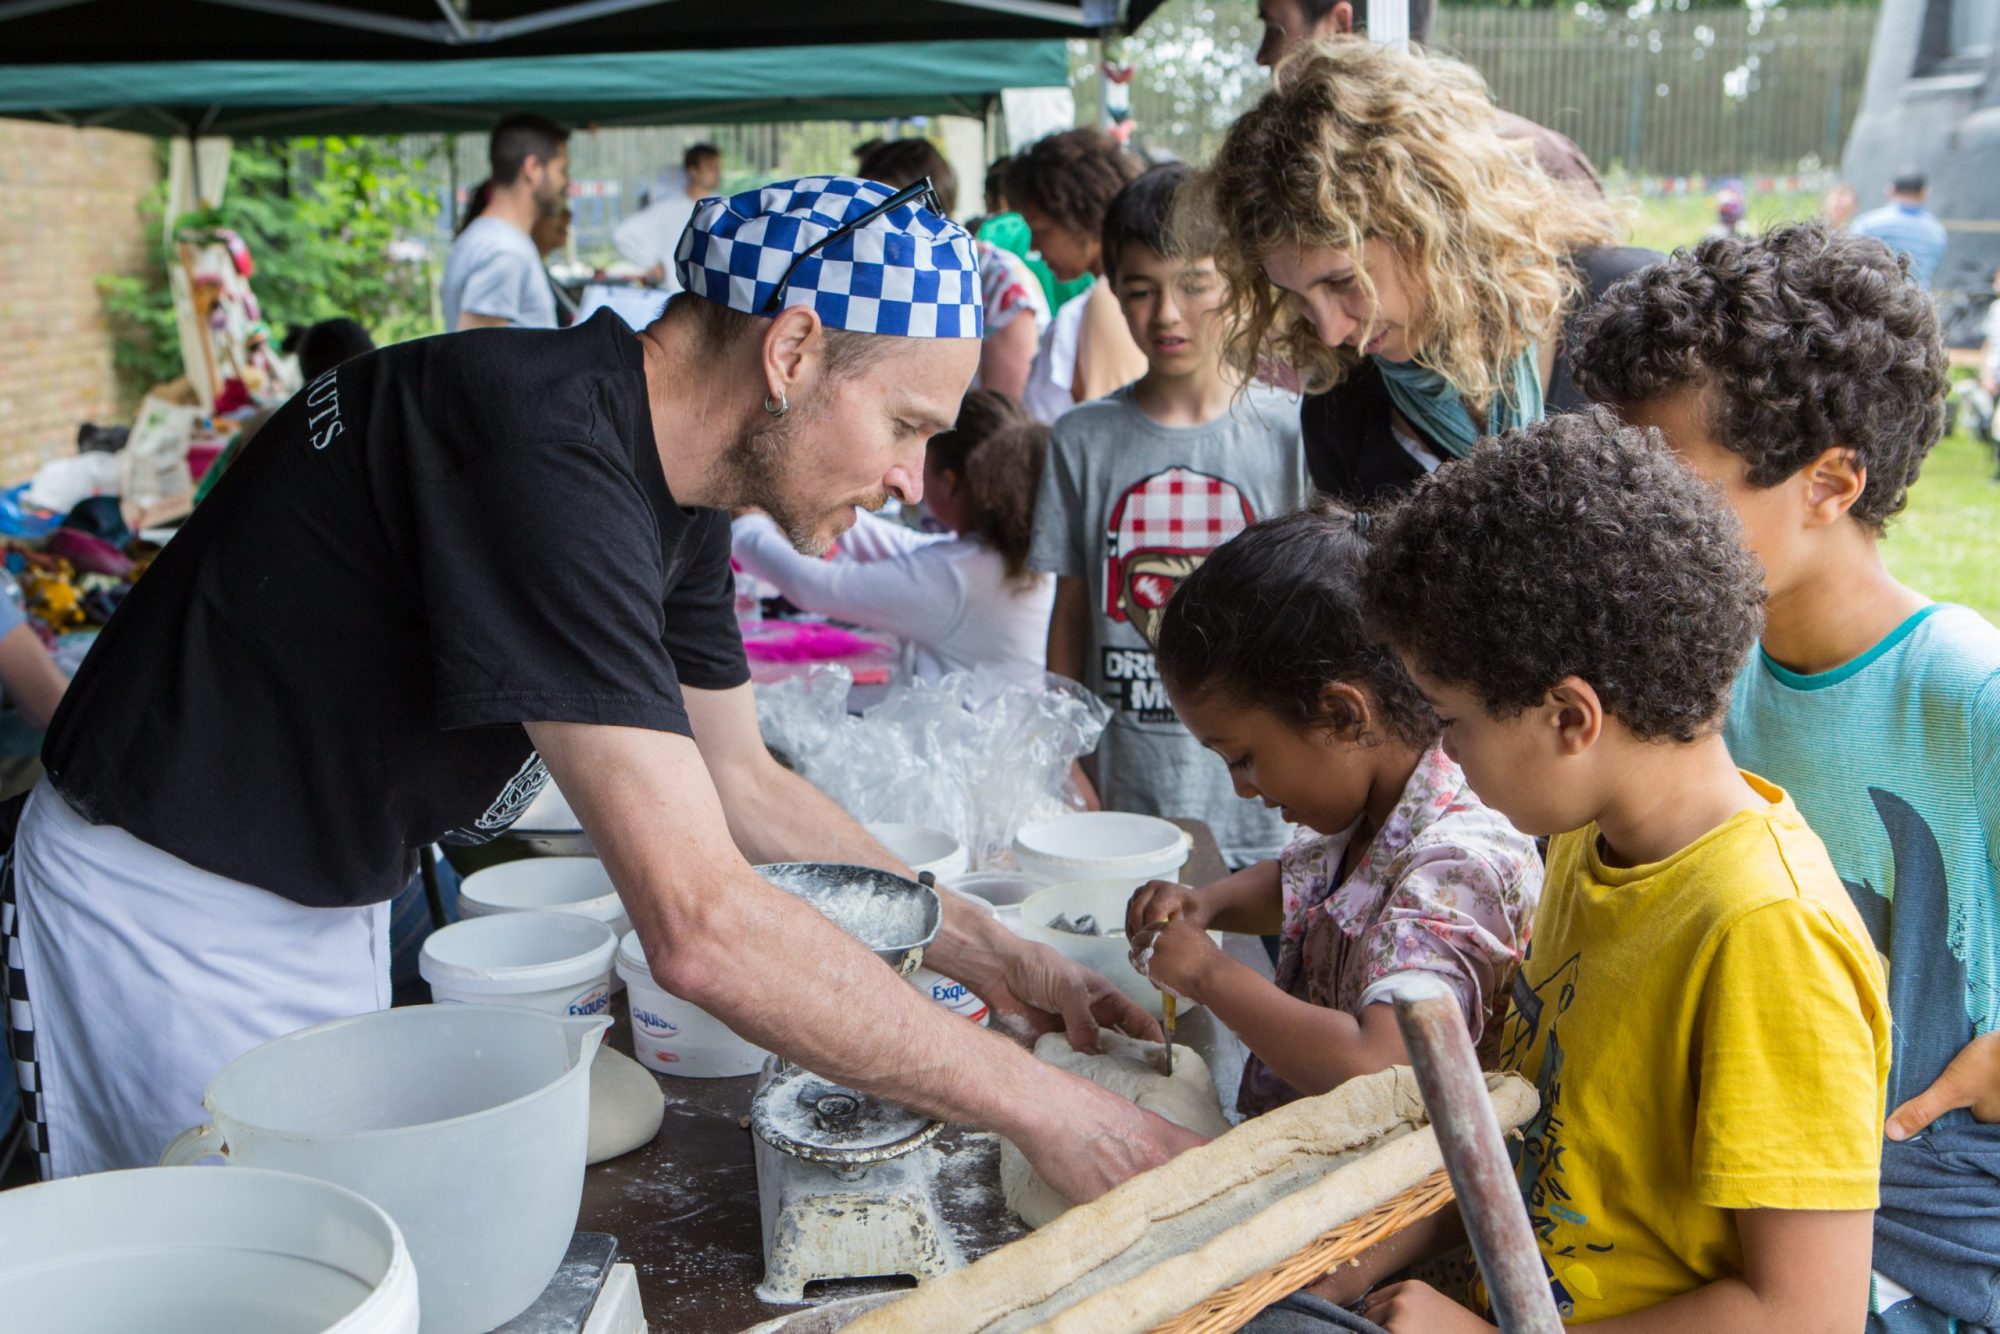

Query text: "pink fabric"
[45, 528, 132, 578]
[741, 623, 882, 663]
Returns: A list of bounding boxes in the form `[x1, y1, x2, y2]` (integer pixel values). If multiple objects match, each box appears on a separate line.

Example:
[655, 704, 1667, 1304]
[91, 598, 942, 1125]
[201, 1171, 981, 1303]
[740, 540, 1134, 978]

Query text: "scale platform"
[494, 1233, 646, 1334]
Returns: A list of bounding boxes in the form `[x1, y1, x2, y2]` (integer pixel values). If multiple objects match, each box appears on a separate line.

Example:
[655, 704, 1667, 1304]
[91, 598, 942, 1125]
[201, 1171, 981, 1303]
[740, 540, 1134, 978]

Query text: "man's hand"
[1010, 1086, 1210, 1205]
[1887, 1030, 2000, 1140]
[1126, 879, 1209, 936]
[1128, 916, 1226, 1007]
[988, 937, 1163, 1052]
[1363, 1281, 1498, 1334]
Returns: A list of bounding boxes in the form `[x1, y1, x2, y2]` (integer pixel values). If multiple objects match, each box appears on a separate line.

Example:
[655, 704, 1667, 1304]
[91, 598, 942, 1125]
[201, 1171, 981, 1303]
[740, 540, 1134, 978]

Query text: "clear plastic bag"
[756, 665, 1110, 871]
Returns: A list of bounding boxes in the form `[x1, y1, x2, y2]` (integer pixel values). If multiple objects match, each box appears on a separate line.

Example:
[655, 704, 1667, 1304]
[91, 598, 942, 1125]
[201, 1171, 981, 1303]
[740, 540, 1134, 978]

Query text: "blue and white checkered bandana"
[675, 176, 982, 339]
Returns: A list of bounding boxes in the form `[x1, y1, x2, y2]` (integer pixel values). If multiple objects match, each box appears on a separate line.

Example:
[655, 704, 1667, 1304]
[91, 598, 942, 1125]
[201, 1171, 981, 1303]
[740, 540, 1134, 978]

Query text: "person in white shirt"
[440, 114, 571, 332]
[612, 143, 724, 290]
[731, 390, 1056, 681]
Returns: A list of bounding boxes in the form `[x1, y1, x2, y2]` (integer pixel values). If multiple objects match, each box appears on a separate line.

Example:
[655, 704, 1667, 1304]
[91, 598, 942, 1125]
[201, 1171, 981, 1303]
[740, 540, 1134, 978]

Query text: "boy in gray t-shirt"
[1027, 166, 1307, 866]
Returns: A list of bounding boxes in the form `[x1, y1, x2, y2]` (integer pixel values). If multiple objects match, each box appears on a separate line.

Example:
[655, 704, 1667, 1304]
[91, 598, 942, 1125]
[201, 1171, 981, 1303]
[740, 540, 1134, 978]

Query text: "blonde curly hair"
[1182, 38, 1619, 407]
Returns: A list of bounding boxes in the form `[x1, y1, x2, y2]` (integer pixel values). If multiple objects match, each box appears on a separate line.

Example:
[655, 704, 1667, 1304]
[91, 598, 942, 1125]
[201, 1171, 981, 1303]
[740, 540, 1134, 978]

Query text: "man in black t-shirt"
[6, 178, 1203, 1204]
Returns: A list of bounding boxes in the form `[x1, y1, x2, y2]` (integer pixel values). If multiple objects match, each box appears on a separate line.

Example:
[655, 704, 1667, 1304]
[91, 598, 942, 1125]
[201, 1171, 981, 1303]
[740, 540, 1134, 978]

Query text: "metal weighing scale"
[749, 1060, 963, 1302]
[748, 862, 955, 1304]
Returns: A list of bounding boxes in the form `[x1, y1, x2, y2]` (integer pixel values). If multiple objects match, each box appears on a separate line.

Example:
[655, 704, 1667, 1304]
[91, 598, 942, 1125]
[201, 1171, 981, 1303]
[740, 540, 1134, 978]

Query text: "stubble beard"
[717, 412, 845, 556]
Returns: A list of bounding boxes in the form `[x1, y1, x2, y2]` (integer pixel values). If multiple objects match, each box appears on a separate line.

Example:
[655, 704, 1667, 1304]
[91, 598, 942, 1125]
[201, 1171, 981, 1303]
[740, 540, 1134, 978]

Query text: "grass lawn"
[1885, 427, 2000, 626]
[1617, 187, 1824, 257]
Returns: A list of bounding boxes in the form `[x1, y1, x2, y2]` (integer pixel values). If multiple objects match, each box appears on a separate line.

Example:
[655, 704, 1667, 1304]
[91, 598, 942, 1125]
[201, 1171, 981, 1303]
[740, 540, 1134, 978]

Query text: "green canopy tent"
[0, 39, 1073, 136]
[0, 0, 1159, 71]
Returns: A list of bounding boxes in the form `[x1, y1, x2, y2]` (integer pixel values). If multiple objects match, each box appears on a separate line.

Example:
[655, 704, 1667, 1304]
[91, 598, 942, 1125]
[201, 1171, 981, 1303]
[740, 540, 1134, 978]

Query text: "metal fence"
[385, 6, 1878, 256]
[1432, 8, 1878, 178]
[1120, 5, 1878, 178]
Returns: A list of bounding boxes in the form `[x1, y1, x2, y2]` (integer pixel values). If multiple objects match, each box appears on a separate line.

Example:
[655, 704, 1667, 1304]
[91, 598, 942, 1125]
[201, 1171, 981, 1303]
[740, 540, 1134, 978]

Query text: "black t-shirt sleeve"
[415, 436, 694, 734]
[660, 508, 751, 693]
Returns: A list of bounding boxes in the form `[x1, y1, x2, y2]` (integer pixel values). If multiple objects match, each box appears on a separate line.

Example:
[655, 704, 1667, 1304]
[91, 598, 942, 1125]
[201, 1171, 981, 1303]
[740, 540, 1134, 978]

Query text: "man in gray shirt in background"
[442, 114, 571, 331]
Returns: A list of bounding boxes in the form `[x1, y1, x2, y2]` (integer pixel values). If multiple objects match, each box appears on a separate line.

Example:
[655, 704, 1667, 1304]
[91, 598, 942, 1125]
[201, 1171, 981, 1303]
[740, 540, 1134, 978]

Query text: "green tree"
[98, 136, 441, 399]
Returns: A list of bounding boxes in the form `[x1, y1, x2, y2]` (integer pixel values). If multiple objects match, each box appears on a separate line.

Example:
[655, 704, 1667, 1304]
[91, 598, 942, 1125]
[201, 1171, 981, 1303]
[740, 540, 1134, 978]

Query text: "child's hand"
[1886, 1030, 2000, 1139]
[1125, 880, 1209, 937]
[1362, 1280, 1499, 1333]
[1129, 915, 1223, 1005]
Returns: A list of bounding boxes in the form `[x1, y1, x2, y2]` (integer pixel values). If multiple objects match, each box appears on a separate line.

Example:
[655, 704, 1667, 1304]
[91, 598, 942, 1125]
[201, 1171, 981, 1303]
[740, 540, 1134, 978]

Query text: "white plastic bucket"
[1012, 813, 1192, 889]
[0, 1166, 419, 1334]
[865, 822, 969, 883]
[617, 930, 768, 1077]
[909, 966, 990, 1024]
[951, 868, 1055, 907]
[456, 856, 631, 938]
[160, 1005, 608, 1334]
[420, 911, 617, 1018]
[1014, 879, 1221, 1020]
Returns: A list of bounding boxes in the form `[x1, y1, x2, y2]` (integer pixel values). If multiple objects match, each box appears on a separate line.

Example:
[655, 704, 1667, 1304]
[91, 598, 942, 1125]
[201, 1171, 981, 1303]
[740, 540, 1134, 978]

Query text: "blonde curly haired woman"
[1188, 39, 1657, 503]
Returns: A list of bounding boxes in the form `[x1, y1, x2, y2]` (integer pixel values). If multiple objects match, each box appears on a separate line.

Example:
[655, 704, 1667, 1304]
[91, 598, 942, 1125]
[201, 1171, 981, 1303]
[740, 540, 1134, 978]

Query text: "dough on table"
[588, 1046, 665, 1165]
[999, 1030, 1231, 1227]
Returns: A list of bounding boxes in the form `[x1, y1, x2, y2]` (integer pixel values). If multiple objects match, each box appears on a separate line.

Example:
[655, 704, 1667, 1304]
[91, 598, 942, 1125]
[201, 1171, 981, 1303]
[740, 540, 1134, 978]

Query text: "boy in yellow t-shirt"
[1329, 410, 1891, 1332]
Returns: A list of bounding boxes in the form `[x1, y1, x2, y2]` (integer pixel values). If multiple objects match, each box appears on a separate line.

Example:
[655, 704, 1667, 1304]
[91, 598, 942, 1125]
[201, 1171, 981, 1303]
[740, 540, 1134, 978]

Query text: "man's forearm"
[661, 858, 1061, 1136]
[533, 719, 1062, 1139]
[705, 742, 1026, 999]
[713, 754, 913, 874]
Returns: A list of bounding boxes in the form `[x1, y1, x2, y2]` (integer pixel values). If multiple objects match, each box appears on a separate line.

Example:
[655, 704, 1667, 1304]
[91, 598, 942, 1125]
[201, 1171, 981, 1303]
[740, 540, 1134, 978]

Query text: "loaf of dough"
[587, 1047, 665, 1165]
[847, 1068, 1538, 1334]
[998, 1030, 1231, 1227]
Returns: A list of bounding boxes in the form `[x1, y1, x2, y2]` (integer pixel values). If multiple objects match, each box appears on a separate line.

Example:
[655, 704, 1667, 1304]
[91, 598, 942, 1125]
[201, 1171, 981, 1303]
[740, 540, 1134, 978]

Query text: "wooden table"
[576, 821, 1267, 1332]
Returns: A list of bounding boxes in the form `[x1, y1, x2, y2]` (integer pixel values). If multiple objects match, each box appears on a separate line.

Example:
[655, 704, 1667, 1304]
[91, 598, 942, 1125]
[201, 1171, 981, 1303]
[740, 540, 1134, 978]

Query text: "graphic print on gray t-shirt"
[1028, 383, 1309, 865]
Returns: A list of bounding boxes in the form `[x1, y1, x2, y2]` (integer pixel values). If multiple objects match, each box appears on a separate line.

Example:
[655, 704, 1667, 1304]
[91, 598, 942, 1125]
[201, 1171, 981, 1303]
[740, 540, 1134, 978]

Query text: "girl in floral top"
[1127, 504, 1541, 1116]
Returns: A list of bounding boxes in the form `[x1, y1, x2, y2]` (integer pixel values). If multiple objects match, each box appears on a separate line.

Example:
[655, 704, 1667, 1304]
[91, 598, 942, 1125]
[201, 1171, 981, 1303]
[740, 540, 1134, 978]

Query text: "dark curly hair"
[1362, 408, 1765, 742]
[1572, 222, 1948, 532]
[1156, 503, 1438, 749]
[1003, 128, 1143, 239]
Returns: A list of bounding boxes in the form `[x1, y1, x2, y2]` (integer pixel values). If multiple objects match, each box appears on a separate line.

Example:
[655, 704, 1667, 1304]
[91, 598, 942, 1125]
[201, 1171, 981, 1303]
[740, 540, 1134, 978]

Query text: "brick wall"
[0, 121, 162, 485]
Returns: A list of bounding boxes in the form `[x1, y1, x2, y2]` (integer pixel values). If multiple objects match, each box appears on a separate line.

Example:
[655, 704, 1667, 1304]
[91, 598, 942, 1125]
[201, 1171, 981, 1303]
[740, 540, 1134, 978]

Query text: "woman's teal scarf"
[1375, 346, 1545, 460]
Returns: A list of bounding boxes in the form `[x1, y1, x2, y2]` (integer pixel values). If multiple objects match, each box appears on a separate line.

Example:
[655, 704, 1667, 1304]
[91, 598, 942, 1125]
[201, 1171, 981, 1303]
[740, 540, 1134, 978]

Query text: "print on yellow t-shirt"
[1499, 773, 1890, 1324]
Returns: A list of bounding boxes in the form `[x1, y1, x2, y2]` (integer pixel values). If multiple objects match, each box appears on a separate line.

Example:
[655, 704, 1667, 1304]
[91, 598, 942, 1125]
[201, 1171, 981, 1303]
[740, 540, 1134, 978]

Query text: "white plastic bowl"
[420, 911, 617, 1018]
[617, 930, 768, 1077]
[159, 1005, 607, 1334]
[1014, 879, 1220, 1020]
[865, 822, 969, 883]
[0, 1166, 419, 1334]
[456, 856, 631, 937]
[1012, 812, 1193, 889]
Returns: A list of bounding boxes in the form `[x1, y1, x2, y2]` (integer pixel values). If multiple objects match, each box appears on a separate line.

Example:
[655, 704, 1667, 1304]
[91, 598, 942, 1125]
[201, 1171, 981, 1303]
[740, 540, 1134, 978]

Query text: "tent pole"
[1372, 0, 1408, 46]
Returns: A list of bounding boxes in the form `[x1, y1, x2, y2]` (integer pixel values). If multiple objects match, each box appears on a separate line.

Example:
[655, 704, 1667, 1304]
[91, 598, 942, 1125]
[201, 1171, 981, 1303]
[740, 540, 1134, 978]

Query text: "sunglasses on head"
[761, 177, 944, 316]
